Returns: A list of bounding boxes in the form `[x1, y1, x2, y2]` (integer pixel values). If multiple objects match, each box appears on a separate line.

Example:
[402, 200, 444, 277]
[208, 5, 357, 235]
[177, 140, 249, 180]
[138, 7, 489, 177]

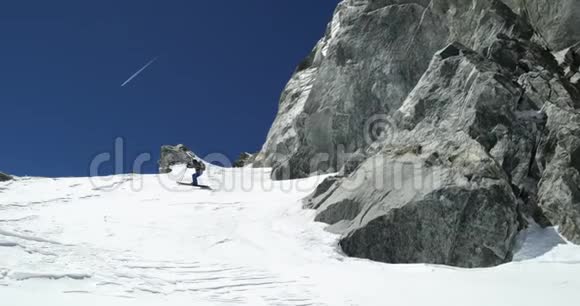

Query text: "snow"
[1, 164, 580, 305]
[553, 48, 569, 66]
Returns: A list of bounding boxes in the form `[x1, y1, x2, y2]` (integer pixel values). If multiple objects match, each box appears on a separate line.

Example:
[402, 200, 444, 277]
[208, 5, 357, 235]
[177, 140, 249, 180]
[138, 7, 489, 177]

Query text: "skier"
[189, 158, 206, 186]
[182, 147, 205, 186]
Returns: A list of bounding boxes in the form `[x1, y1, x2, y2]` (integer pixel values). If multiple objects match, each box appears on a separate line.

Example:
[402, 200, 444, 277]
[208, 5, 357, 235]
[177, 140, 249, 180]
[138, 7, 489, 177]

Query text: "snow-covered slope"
[1, 165, 580, 306]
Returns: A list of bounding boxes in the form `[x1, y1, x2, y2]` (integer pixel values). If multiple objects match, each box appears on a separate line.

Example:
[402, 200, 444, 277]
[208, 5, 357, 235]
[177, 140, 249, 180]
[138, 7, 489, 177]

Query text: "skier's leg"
[191, 172, 200, 186]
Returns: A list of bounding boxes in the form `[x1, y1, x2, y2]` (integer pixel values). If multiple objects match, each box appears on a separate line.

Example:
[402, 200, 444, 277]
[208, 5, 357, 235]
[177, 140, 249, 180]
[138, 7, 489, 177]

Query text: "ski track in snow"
[1, 165, 580, 306]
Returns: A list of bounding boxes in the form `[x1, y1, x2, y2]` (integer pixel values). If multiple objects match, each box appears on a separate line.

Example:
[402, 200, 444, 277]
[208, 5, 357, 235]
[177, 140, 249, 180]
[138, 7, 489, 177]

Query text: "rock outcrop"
[158, 144, 199, 173]
[233, 152, 255, 168]
[0, 172, 13, 182]
[260, 0, 580, 266]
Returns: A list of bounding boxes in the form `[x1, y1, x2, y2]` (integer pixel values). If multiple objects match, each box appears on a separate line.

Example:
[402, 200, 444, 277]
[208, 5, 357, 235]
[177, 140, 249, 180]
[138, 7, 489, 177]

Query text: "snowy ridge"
[1, 165, 580, 305]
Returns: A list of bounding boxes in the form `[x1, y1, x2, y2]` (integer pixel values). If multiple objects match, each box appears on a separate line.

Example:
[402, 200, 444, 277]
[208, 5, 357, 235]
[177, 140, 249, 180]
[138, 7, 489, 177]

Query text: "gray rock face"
[255, 0, 536, 180]
[510, 37, 580, 243]
[256, 0, 580, 266]
[158, 144, 199, 173]
[505, 0, 580, 50]
[530, 71, 580, 243]
[0, 172, 13, 182]
[537, 107, 580, 243]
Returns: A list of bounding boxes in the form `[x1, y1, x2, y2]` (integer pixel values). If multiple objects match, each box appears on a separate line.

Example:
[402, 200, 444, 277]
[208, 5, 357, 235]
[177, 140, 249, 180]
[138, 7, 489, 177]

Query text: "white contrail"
[121, 56, 158, 87]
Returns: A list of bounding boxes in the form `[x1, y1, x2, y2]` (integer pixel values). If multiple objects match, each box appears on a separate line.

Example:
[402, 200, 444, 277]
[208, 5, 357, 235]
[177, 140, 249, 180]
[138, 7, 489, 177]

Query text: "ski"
[177, 182, 212, 190]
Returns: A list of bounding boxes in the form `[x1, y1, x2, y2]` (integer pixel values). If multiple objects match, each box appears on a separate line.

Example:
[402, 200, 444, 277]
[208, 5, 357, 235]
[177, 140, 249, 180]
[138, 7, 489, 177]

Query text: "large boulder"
[254, 0, 535, 180]
[324, 132, 519, 267]
[158, 144, 198, 173]
[0, 172, 13, 182]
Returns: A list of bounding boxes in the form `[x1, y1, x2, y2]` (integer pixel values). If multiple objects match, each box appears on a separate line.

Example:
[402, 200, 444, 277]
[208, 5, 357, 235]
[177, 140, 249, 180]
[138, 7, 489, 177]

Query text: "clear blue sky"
[0, 0, 339, 177]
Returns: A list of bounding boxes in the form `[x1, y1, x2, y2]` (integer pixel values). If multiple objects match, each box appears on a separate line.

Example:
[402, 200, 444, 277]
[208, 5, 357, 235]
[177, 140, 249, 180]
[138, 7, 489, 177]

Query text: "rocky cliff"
[257, 0, 580, 267]
[254, 0, 537, 179]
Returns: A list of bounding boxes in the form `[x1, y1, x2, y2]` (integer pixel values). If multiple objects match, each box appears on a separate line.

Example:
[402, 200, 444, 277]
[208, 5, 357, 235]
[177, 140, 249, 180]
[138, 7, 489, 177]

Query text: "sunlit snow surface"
[1, 165, 580, 306]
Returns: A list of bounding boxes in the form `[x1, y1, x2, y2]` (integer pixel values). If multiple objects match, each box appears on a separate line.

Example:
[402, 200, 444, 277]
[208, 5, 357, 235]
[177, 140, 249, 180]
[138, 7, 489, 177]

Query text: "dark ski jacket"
[189, 159, 206, 172]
